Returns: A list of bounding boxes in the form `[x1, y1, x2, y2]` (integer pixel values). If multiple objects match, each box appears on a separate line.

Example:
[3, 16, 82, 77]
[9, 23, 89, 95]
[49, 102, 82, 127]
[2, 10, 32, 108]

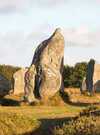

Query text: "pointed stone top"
[54, 28, 61, 33]
[51, 28, 63, 39]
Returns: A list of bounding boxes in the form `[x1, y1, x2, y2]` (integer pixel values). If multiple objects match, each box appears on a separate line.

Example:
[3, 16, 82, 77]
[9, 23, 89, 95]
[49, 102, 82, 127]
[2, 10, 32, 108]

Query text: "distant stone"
[80, 77, 86, 93]
[93, 64, 100, 92]
[13, 68, 27, 95]
[82, 59, 100, 93]
[0, 74, 11, 97]
[31, 28, 64, 100]
[86, 59, 95, 93]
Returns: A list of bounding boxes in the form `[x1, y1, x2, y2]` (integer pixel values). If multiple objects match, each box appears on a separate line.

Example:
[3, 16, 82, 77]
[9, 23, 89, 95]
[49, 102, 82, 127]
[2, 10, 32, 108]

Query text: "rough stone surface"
[24, 65, 36, 102]
[13, 68, 27, 95]
[93, 64, 100, 92]
[0, 74, 11, 97]
[80, 77, 86, 93]
[81, 62, 100, 93]
[86, 59, 95, 93]
[31, 28, 64, 100]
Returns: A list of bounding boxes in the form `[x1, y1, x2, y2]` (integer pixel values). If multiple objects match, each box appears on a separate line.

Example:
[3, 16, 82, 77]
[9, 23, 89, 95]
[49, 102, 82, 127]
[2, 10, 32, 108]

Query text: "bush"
[54, 116, 100, 135]
[0, 65, 20, 81]
[53, 106, 100, 135]
[80, 105, 99, 116]
[0, 65, 20, 89]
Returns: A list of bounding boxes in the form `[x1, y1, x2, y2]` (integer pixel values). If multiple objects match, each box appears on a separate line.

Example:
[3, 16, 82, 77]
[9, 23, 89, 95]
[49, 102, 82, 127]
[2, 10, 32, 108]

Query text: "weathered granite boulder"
[0, 74, 11, 97]
[31, 28, 64, 100]
[13, 68, 27, 95]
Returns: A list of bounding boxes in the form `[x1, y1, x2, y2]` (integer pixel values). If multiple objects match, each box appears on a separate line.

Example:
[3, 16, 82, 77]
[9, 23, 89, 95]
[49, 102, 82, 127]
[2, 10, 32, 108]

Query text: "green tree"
[63, 62, 87, 88]
[72, 62, 87, 87]
[0, 65, 21, 89]
[63, 65, 74, 87]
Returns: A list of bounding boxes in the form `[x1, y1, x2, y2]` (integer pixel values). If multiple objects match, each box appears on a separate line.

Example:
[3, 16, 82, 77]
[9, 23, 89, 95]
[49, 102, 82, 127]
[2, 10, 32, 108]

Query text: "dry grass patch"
[65, 88, 100, 104]
[0, 111, 40, 135]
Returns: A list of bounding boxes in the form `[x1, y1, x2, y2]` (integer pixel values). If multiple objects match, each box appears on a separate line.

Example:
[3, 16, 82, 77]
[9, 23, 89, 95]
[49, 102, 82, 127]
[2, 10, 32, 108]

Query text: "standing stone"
[80, 77, 86, 93]
[86, 59, 95, 93]
[24, 65, 36, 102]
[93, 64, 100, 92]
[31, 28, 64, 100]
[13, 68, 27, 95]
[81, 61, 100, 93]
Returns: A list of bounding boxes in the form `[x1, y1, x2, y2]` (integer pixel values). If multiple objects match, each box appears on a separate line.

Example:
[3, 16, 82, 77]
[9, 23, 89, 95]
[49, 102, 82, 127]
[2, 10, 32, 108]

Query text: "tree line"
[63, 62, 87, 88]
[0, 63, 87, 88]
[0, 65, 20, 87]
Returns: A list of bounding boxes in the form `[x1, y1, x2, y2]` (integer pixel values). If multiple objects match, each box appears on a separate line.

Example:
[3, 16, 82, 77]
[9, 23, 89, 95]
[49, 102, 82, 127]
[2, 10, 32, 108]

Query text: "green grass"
[0, 111, 40, 135]
[0, 91, 100, 135]
[0, 104, 84, 135]
[0, 105, 83, 119]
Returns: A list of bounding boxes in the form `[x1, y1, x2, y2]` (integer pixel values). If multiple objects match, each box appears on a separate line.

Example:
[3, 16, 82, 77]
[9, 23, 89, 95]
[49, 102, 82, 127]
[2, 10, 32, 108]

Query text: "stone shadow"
[22, 116, 73, 135]
[0, 98, 20, 106]
[67, 101, 99, 107]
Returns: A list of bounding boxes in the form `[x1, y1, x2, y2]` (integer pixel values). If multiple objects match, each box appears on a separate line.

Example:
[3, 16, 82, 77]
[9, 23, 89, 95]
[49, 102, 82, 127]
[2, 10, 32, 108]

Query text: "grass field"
[0, 103, 84, 135]
[65, 88, 100, 104]
[0, 89, 100, 135]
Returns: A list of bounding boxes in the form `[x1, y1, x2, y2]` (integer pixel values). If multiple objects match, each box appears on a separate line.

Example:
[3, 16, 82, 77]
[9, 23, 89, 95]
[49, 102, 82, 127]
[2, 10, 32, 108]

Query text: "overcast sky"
[0, 0, 100, 67]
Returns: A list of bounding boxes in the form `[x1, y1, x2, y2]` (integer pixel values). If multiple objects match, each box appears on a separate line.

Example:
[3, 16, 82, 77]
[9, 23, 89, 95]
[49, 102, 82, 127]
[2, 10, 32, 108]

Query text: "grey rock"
[13, 68, 27, 95]
[80, 77, 86, 93]
[31, 28, 64, 100]
[24, 65, 36, 102]
[83, 60, 100, 93]
[86, 59, 95, 93]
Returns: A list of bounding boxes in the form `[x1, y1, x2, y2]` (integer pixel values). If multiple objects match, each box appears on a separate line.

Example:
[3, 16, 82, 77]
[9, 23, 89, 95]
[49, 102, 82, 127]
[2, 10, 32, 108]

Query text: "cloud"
[63, 27, 100, 47]
[0, 25, 100, 66]
[33, 0, 67, 8]
[0, 24, 53, 66]
[0, 0, 30, 13]
[0, 0, 67, 13]
[0, 31, 34, 66]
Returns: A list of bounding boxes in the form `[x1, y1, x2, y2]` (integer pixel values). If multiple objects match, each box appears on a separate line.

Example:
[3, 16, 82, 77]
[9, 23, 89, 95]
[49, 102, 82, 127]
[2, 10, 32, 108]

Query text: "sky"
[0, 0, 100, 67]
